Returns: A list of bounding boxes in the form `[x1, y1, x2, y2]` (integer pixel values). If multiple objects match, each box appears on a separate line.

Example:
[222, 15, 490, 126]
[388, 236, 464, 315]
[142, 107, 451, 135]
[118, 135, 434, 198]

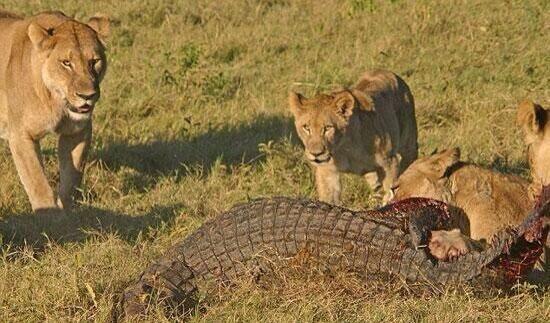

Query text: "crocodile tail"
[119, 254, 197, 319]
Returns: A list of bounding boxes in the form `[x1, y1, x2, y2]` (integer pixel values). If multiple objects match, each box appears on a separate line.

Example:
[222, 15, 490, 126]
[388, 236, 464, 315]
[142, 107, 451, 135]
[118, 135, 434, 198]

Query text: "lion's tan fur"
[0, 10, 109, 212]
[289, 69, 418, 204]
[393, 148, 531, 241]
[517, 100, 550, 197]
[517, 100, 549, 275]
[429, 229, 477, 261]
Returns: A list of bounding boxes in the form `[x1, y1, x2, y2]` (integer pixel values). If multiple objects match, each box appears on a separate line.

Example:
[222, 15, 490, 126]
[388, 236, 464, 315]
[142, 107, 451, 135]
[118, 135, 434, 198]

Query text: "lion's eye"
[323, 125, 334, 133]
[302, 125, 310, 134]
[90, 58, 101, 67]
[61, 60, 71, 68]
[89, 59, 101, 73]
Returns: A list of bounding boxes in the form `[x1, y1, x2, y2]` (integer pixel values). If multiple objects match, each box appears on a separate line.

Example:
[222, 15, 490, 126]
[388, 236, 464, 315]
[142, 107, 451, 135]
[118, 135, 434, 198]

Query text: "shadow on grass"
[0, 204, 180, 250]
[95, 115, 295, 176]
[488, 157, 530, 177]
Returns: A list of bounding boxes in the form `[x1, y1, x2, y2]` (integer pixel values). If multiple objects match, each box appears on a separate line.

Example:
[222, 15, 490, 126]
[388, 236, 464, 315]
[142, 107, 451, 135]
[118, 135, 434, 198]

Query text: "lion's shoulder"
[354, 69, 399, 94]
[0, 10, 22, 19]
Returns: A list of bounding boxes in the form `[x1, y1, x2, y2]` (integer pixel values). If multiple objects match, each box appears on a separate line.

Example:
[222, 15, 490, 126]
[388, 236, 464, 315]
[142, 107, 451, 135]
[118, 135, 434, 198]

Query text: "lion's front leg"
[363, 171, 381, 191]
[8, 134, 57, 211]
[377, 155, 400, 204]
[57, 123, 91, 210]
[314, 165, 341, 205]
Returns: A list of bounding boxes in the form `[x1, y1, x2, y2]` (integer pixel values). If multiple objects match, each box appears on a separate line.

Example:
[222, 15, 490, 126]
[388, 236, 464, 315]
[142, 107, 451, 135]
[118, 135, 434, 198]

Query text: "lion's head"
[288, 90, 370, 164]
[517, 100, 550, 192]
[392, 148, 460, 202]
[27, 14, 109, 120]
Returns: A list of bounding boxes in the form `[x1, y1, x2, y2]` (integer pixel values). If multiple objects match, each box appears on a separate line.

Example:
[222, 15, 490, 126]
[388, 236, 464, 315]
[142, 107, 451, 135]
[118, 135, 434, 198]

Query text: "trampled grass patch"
[0, 0, 548, 321]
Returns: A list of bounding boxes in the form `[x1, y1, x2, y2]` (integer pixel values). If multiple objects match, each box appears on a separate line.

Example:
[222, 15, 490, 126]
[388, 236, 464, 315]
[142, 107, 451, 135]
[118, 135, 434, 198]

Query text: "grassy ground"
[0, 0, 548, 321]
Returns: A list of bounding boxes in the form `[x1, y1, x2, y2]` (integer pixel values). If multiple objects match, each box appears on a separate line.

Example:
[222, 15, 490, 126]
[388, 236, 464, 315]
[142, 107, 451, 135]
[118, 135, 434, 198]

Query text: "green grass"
[0, 0, 549, 321]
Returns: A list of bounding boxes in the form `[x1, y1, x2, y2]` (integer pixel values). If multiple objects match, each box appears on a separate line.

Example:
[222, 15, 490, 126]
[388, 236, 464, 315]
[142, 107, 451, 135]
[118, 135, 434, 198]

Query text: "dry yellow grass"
[0, 0, 548, 321]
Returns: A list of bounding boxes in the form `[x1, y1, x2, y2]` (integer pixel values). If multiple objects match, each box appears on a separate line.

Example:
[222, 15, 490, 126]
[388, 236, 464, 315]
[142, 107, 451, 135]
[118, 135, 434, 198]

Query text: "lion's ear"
[431, 148, 460, 178]
[351, 89, 374, 112]
[517, 100, 547, 143]
[28, 23, 53, 50]
[289, 91, 306, 116]
[333, 91, 356, 119]
[87, 15, 110, 41]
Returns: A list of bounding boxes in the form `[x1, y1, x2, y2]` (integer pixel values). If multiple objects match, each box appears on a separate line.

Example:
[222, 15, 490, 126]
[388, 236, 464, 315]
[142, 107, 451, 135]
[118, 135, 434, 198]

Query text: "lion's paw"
[428, 229, 470, 261]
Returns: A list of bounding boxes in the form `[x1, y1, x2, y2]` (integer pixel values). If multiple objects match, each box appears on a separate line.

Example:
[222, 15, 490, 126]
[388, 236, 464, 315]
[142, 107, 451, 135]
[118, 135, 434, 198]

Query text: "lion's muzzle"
[69, 103, 94, 114]
[68, 89, 99, 114]
[307, 150, 332, 164]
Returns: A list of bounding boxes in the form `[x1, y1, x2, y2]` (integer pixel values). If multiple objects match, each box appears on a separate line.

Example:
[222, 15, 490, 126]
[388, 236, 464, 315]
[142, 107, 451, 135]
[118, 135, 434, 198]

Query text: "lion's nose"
[76, 91, 98, 101]
[310, 150, 325, 157]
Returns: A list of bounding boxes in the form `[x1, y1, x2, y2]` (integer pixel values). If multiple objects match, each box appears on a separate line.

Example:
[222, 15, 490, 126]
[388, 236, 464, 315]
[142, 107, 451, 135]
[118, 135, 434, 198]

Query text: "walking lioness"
[0, 10, 109, 212]
[289, 69, 418, 204]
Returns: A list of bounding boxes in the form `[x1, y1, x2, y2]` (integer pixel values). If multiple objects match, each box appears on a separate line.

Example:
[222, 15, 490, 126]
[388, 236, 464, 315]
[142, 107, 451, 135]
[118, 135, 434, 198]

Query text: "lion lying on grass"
[393, 100, 550, 266]
[392, 148, 531, 259]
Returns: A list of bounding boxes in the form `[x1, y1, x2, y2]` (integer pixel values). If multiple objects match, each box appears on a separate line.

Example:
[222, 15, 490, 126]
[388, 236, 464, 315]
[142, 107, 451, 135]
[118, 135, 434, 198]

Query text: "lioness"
[0, 10, 109, 212]
[517, 100, 549, 275]
[517, 100, 550, 196]
[289, 69, 418, 204]
[391, 148, 532, 260]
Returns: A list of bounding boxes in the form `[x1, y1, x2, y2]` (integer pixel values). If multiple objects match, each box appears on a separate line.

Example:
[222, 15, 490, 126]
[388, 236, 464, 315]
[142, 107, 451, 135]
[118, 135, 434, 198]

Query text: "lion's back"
[451, 165, 531, 239]
[355, 69, 418, 170]
[0, 10, 22, 50]
[0, 11, 24, 129]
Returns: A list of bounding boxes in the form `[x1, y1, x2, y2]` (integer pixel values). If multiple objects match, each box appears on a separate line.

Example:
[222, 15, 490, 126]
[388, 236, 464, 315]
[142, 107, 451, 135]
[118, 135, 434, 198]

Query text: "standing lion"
[517, 100, 549, 276]
[0, 10, 109, 212]
[289, 69, 418, 204]
[517, 100, 550, 198]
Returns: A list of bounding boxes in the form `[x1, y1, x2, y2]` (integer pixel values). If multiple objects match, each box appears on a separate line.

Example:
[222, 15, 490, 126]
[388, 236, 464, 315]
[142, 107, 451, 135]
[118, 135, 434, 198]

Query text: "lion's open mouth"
[69, 104, 94, 114]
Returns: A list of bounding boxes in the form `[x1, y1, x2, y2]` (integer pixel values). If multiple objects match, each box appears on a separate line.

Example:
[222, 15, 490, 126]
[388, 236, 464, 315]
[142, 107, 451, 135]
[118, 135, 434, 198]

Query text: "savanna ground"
[0, 0, 549, 321]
